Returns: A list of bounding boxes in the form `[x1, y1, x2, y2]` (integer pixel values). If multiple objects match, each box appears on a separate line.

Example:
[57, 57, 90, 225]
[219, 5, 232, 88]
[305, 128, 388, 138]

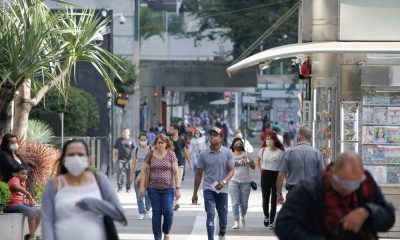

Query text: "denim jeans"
[4, 204, 41, 220]
[147, 188, 175, 240]
[203, 190, 228, 240]
[191, 153, 199, 173]
[134, 171, 151, 214]
[228, 181, 251, 220]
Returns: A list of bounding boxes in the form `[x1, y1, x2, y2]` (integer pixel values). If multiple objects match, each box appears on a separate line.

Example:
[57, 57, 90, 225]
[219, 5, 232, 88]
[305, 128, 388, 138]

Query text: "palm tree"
[0, 0, 123, 139]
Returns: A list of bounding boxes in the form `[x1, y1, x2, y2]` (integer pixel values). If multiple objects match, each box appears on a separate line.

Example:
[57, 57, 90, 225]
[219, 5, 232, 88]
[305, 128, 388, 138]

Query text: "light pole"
[107, 92, 113, 176]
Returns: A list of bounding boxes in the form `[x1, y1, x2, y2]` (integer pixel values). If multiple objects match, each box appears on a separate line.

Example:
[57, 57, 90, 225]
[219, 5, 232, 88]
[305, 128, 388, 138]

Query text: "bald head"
[333, 152, 364, 180]
[298, 126, 312, 143]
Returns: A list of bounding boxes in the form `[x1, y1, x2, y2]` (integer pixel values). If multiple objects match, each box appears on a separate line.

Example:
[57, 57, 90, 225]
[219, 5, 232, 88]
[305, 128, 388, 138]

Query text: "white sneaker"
[146, 210, 152, 219]
[240, 215, 246, 228]
[219, 235, 225, 240]
[232, 220, 240, 229]
[137, 214, 145, 220]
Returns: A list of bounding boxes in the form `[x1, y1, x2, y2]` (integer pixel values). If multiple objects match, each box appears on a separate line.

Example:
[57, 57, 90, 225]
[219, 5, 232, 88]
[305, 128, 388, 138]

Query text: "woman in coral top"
[140, 134, 181, 240]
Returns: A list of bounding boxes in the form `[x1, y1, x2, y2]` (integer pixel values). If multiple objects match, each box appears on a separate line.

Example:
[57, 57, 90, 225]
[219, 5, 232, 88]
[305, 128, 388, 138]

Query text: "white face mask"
[9, 144, 19, 151]
[64, 156, 89, 176]
[139, 140, 147, 146]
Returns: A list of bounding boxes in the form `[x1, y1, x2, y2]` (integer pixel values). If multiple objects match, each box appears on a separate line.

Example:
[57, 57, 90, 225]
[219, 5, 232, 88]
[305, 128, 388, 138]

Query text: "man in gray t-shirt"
[276, 126, 325, 204]
[192, 127, 234, 240]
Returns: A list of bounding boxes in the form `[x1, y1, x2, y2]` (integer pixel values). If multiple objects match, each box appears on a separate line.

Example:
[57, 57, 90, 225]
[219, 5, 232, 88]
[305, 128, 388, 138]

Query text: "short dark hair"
[14, 165, 27, 173]
[138, 133, 148, 139]
[170, 124, 179, 130]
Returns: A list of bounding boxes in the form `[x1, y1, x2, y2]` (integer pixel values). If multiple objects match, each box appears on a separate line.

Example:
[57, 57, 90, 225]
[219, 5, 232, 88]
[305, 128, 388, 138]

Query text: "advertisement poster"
[373, 107, 388, 124]
[362, 126, 374, 143]
[375, 94, 391, 105]
[363, 93, 375, 105]
[362, 107, 374, 123]
[388, 107, 400, 125]
[387, 127, 400, 144]
[362, 145, 373, 163]
[390, 94, 400, 105]
[365, 166, 387, 184]
[384, 146, 400, 164]
[374, 127, 388, 144]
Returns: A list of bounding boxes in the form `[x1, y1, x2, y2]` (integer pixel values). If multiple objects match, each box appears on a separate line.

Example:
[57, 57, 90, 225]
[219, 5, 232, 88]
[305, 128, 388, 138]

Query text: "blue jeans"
[134, 171, 151, 214]
[4, 204, 41, 220]
[147, 188, 175, 240]
[191, 153, 199, 173]
[203, 190, 228, 240]
[228, 181, 251, 220]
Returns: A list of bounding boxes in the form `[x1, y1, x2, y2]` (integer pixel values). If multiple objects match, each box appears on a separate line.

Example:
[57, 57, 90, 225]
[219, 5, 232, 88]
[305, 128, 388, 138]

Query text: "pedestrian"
[272, 124, 284, 144]
[0, 133, 28, 183]
[189, 130, 207, 173]
[260, 122, 271, 142]
[275, 152, 395, 239]
[41, 139, 127, 240]
[276, 126, 325, 204]
[255, 131, 285, 228]
[228, 137, 255, 229]
[130, 133, 152, 220]
[234, 130, 254, 153]
[156, 121, 166, 134]
[282, 132, 292, 149]
[5, 166, 41, 240]
[113, 128, 136, 192]
[168, 124, 193, 211]
[147, 127, 157, 146]
[192, 127, 235, 240]
[288, 120, 297, 142]
[140, 134, 181, 240]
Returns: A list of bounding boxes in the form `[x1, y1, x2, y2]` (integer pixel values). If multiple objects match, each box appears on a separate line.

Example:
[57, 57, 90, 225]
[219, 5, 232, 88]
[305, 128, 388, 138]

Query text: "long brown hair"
[261, 131, 285, 151]
[152, 134, 173, 150]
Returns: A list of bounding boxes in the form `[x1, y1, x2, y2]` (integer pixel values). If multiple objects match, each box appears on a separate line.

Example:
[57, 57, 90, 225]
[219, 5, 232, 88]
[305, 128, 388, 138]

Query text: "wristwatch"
[222, 179, 227, 185]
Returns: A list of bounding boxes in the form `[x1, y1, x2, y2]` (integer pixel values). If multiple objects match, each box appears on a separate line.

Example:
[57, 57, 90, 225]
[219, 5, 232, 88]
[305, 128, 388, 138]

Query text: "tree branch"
[30, 66, 69, 107]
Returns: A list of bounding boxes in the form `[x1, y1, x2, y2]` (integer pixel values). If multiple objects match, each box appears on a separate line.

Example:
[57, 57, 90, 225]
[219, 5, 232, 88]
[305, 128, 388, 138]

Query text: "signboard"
[243, 96, 256, 104]
[302, 101, 311, 126]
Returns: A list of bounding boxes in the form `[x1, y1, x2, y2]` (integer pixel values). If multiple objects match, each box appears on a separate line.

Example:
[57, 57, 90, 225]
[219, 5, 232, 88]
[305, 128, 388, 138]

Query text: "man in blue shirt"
[192, 127, 235, 240]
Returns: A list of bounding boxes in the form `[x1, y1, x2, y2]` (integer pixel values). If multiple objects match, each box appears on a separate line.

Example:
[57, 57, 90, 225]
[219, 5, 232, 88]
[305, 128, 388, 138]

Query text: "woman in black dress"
[0, 133, 27, 182]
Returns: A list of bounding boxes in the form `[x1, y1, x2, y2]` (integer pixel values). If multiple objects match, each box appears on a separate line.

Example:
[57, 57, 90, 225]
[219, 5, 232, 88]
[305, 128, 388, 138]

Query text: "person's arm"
[183, 144, 193, 170]
[130, 155, 137, 183]
[113, 149, 118, 164]
[41, 179, 56, 240]
[275, 182, 325, 240]
[12, 182, 32, 200]
[215, 151, 235, 190]
[140, 162, 150, 195]
[172, 161, 181, 199]
[192, 168, 203, 204]
[78, 172, 127, 225]
[247, 153, 256, 170]
[276, 172, 286, 204]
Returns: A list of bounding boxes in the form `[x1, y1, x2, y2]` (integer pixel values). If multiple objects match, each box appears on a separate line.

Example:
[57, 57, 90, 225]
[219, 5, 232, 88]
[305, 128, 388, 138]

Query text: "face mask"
[64, 156, 89, 177]
[332, 174, 366, 191]
[266, 140, 274, 147]
[139, 141, 147, 146]
[195, 134, 200, 138]
[9, 144, 19, 151]
[157, 126, 163, 131]
[234, 145, 244, 151]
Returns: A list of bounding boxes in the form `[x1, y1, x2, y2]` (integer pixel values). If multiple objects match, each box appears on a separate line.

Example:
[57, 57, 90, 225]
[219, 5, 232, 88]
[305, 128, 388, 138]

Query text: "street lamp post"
[107, 92, 113, 176]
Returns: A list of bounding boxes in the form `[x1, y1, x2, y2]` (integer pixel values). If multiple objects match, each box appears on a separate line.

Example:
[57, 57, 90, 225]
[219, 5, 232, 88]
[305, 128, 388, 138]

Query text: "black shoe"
[24, 234, 30, 240]
[264, 218, 270, 227]
[126, 189, 130, 193]
[174, 204, 180, 211]
[117, 187, 122, 192]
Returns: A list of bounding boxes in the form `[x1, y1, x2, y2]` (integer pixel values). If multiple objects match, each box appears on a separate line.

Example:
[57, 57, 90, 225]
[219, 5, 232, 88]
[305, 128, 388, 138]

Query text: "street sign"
[243, 96, 256, 104]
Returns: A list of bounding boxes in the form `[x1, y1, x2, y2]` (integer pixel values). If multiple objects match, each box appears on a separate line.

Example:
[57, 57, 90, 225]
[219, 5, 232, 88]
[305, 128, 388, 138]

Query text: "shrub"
[27, 119, 55, 144]
[19, 141, 60, 193]
[0, 182, 11, 212]
[33, 183, 45, 204]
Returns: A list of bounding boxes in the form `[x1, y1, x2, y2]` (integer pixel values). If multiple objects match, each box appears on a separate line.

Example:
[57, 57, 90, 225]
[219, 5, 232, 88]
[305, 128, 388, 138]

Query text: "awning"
[227, 41, 400, 76]
[209, 99, 230, 105]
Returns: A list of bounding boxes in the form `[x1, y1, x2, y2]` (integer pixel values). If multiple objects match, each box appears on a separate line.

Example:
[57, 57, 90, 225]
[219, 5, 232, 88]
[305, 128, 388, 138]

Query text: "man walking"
[276, 126, 325, 203]
[168, 124, 193, 210]
[192, 127, 235, 240]
[113, 128, 136, 192]
[275, 152, 395, 239]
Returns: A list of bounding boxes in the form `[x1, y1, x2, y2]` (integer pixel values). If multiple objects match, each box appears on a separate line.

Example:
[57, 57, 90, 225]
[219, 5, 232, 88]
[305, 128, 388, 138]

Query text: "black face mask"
[234, 146, 245, 151]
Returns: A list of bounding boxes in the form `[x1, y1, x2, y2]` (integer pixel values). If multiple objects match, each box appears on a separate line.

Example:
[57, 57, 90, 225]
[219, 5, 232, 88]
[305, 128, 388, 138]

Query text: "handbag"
[94, 173, 120, 240]
[251, 181, 257, 190]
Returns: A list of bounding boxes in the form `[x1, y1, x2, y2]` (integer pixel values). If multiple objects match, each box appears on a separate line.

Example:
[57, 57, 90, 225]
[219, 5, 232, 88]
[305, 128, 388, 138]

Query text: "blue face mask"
[332, 174, 366, 191]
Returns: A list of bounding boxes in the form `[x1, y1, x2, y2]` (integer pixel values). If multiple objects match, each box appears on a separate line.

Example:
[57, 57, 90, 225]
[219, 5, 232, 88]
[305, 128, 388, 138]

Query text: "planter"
[0, 213, 25, 240]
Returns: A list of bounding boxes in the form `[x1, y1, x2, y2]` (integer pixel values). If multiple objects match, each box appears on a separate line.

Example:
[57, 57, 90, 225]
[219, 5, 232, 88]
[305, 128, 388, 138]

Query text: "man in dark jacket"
[275, 152, 395, 240]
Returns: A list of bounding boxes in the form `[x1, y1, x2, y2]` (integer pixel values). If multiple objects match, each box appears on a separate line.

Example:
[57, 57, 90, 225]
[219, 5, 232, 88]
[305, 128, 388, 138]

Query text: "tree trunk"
[0, 81, 15, 135]
[13, 81, 33, 141]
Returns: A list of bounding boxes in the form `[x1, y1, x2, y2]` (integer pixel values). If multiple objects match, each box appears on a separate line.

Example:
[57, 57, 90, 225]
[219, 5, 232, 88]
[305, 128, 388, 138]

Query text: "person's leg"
[270, 171, 279, 225]
[147, 188, 163, 240]
[145, 191, 152, 213]
[5, 204, 39, 238]
[203, 190, 216, 240]
[215, 192, 228, 237]
[174, 166, 184, 209]
[261, 170, 271, 221]
[125, 162, 131, 191]
[239, 182, 251, 227]
[161, 188, 175, 237]
[116, 160, 123, 190]
[134, 181, 146, 215]
[228, 181, 240, 225]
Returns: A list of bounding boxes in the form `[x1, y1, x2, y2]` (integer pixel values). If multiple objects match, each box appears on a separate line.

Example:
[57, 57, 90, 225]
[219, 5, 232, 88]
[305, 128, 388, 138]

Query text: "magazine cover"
[364, 166, 387, 184]
[390, 93, 400, 105]
[375, 94, 391, 105]
[362, 107, 374, 123]
[362, 145, 373, 163]
[388, 107, 400, 125]
[363, 90, 375, 105]
[384, 146, 400, 164]
[344, 121, 357, 141]
[374, 126, 388, 144]
[387, 166, 400, 184]
[373, 107, 388, 124]
[372, 146, 385, 161]
[362, 126, 374, 143]
[387, 127, 400, 144]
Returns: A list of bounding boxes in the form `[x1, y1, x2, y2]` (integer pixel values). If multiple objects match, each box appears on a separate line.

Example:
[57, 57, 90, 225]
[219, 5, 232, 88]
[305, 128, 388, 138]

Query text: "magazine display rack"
[340, 101, 359, 153]
[361, 87, 400, 184]
[312, 87, 335, 162]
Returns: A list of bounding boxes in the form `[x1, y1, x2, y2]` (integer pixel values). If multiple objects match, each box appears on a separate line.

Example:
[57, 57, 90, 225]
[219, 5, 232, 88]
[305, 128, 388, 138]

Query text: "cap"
[208, 127, 222, 135]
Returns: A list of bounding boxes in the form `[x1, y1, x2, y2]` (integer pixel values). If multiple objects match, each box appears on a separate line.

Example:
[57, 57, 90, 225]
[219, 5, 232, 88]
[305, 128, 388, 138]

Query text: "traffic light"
[116, 93, 129, 108]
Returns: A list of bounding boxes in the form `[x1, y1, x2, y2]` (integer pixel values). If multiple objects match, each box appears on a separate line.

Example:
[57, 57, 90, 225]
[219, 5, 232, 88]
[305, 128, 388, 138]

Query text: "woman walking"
[41, 139, 127, 240]
[0, 133, 28, 182]
[130, 133, 152, 220]
[189, 130, 207, 173]
[140, 134, 181, 240]
[228, 137, 255, 229]
[256, 132, 284, 229]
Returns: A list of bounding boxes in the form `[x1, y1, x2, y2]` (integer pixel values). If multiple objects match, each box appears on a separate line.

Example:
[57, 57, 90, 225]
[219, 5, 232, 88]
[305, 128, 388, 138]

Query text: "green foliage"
[184, 0, 299, 58]
[27, 119, 55, 144]
[114, 56, 138, 94]
[30, 87, 100, 136]
[140, 6, 164, 41]
[33, 183, 44, 203]
[0, 182, 11, 211]
[185, 92, 222, 112]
